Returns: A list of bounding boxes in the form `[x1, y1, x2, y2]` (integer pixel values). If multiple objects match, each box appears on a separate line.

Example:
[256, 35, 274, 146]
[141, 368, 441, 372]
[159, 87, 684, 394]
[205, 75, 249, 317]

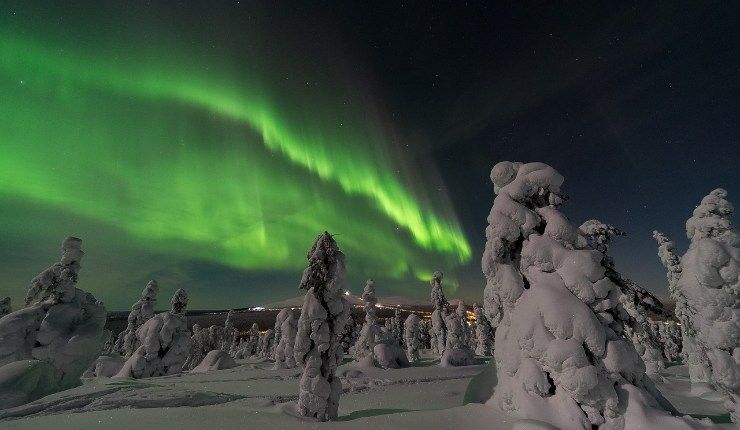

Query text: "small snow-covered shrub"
[293, 232, 351, 421]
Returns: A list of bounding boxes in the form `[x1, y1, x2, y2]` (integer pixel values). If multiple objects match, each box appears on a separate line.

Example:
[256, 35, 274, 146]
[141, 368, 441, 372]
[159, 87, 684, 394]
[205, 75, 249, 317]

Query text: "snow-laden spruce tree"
[0, 297, 11, 317]
[580, 220, 666, 376]
[404, 314, 423, 363]
[0, 237, 107, 407]
[294, 232, 351, 421]
[115, 289, 191, 378]
[115, 280, 159, 358]
[184, 323, 206, 369]
[222, 309, 236, 351]
[658, 323, 682, 363]
[273, 308, 298, 369]
[245, 323, 260, 356]
[374, 325, 410, 369]
[391, 308, 404, 347]
[440, 305, 475, 367]
[340, 313, 359, 354]
[419, 318, 431, 350]
[430, 271, 449, 356]
[456, 300, 471, 346]
[473, 303, 493, 356]
[258, 328, 275, 358]
[353, 279, 381, 365]
[656, 189, 739, 419]
[483, 161, 710, 429]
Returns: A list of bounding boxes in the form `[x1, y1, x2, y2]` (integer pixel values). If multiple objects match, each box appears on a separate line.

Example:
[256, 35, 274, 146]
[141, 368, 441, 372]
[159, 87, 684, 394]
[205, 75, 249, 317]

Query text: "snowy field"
[0, 355, 731, 430]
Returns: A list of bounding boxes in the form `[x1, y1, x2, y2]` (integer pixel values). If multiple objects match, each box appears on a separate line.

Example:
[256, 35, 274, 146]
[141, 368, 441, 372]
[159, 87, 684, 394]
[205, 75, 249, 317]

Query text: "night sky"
[1, 2, 738, 310]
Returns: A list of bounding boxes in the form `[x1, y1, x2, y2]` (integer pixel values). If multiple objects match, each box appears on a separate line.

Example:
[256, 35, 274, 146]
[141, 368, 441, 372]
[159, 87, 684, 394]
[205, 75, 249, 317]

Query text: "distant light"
[251, 306, 265, 311]
[344, 291, 350, 296]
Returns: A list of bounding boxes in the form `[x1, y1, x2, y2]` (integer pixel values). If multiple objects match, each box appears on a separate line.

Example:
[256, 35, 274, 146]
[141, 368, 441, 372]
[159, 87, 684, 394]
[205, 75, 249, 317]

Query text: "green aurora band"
[0, 22, 470, 307]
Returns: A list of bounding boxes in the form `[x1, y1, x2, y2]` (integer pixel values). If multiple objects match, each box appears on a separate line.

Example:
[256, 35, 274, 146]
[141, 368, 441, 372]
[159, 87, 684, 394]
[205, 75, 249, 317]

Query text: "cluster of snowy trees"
[0, 237, 107, 407]
[4, 177, 732, 427]
[481, 161, 715, 429]
[654, 188, 738, 421]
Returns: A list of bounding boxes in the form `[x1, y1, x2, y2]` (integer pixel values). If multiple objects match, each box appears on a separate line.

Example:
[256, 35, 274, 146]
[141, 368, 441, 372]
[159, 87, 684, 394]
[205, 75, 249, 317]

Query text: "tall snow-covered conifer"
[655, 189, 738, 420]
[483, 161, 705, 429]
[293, 232, 351, 421]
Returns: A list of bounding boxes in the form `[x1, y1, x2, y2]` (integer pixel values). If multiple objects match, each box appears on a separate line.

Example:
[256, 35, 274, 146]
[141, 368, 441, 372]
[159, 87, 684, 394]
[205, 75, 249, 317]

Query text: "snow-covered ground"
[0, 355, 731, 429]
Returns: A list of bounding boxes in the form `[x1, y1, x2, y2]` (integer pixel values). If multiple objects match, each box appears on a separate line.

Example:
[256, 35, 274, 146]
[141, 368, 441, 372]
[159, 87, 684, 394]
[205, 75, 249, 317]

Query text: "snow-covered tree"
[353, 279, 381, 364]
[0, 297, 11, 317]
[656, 189, 738, 419]
[373, 326, 409, 369]
[580, 220, 666, 376]
[419, 318, 431, 350]
[245, 323, 260, 356]
[340, 313, 359, 354]
[115, 289, 191, 378]
[273, 308, 297, 369]
[655, 322, 681, 363]
[294, 232, 351, 421]
[391, 308, 404, 347]
[404, 313, 423, 363]
[483, 161, 706, 429]
[473, 303, 493, 356]
[184, 323, 207, 369]
[115, 280, 159, 358]
[430, 271, 449, 356]
[455, 300, 471, 346]
[0, 237, 107, 408]
[620, 288, 666, 376]
[258, 329, 275, 358]
[222, 310, 236, 351]
[440, 308, 475, 367]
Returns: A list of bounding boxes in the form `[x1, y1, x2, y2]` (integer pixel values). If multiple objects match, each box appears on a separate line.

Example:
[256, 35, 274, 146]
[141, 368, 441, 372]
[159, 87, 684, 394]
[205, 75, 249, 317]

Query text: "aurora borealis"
[2, 2, 738, 310]
[0, 2, 470, 309]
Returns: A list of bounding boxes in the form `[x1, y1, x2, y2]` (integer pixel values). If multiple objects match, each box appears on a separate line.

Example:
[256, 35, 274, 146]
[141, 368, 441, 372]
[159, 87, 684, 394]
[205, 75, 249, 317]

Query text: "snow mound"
[373, 343, 409, 369]
[82, 355, 125, 379]
[191, 350, 237, 373]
